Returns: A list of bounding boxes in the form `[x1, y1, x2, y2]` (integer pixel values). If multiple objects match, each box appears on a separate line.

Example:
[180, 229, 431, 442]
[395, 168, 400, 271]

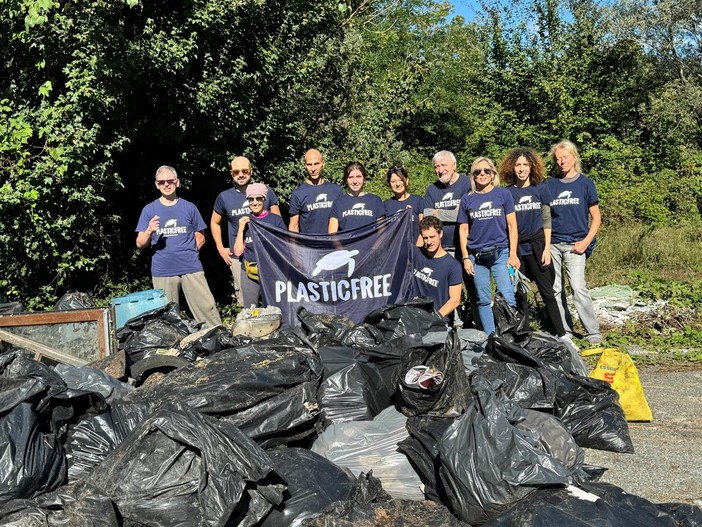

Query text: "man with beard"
[211, 156, 280, 305]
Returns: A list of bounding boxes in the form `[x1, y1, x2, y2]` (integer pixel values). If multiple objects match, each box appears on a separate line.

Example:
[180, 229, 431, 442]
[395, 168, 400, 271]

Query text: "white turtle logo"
[421, 267, 433, 276]
[478, 201, 493, 210]
[312, 250, 360, 278]
[164, 219, 178, 228]
[442, 192, 453, 201]
[242, 199, 249, 207]
[316, 193, 328, 202]
[558, 191, 572, 199]
[352, 203, 366, 210]
[519, 196, 533, 204]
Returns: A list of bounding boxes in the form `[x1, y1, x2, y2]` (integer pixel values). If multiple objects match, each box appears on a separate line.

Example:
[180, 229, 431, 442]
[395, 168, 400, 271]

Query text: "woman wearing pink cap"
[234, 183, 286, 307]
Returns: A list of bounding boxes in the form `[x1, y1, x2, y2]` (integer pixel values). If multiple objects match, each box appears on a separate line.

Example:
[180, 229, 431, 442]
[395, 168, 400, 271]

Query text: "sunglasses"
[471, 167, 493, 177]
[231, 169, 251, 176]
[247, 196, 265, 203]
[156, 179, 177, 187]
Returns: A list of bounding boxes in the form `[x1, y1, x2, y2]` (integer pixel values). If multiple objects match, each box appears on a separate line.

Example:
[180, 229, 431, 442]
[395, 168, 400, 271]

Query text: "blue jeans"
[469, 246, 516, 335]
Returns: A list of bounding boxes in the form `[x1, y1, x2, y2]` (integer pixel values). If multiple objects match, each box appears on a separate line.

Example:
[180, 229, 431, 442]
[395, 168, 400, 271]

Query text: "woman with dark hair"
[545, 140, 602, 344]
[499, 147, 572, 346]
[457, 156, 520, 335]
[328, 162, 385, 233]
[383, 165, 424, 241]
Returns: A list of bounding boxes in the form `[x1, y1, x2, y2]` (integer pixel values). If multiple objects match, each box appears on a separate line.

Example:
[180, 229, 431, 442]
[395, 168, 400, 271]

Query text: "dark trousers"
[516, 252, 567, 337]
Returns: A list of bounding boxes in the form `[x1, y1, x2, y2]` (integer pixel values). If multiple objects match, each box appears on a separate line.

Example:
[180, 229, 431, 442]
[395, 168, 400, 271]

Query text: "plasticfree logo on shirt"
[306, 193, 334, 212]
[469, 201, 503, 220]
[274, 249, 392, 303]
[231, 199, 250, 218]
[515, 195, 541, 212]
[413, 266, 439, 287]
[157, 219, 188, 236]
[435, 192, 460, 209]
[551, 190, 580, 206]
[343, 203, 374, 218]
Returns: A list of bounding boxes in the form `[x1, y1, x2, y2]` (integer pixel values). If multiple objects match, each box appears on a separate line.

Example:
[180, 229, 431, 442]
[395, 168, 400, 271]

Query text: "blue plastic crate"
[110, 289, 168, 329]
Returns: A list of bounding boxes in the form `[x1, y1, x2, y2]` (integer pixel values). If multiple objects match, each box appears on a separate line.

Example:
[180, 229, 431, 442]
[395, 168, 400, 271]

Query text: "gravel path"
[584, 365, 702, 507]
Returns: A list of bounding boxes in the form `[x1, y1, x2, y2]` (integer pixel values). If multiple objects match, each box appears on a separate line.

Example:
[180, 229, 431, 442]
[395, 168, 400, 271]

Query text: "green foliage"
[1, 0, 702, 315]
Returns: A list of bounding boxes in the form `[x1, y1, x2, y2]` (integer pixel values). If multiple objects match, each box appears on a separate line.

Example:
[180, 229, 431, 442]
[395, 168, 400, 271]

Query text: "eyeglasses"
[471, 168, 493, 177]
[156, 179, 177, 187]
[231, 169, 251, 176]
[247, 196, 265, 203]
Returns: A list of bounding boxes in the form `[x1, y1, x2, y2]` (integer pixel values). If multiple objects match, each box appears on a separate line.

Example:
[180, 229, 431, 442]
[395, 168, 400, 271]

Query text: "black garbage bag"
[486, 481, 702, 527]
[64, 409, 122, 482]
[554, 371, 635, 453]
[0, 351, 108, 500]
[116, 343, 323, 447]
[0, 483, 121, 526]
[318, 345, 390, 423]
[469, 362, 559, 410]
[363, 297, 446, 340]
[0, 402, 67, 501]
[117, 302, 202, 365]
[493, 293, 530, 340]
[394, 329, 471, 417]
[481, 335, 633, 453]
[54, 291, 97, 310]
[302, 471, 468, 527]
[297, 307, 356, 350]
[177, 325, 253, 361]
[54, 364, 134, 403]
[521, 330, 590, 376]
[86, 400, 286, 527]
[260, 447, 356, 527]
[399, 376, 584, 525]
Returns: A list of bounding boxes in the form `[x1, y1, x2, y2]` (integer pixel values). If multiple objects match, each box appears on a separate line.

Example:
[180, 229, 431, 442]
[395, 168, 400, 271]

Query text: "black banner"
[251, 210, 417, 326]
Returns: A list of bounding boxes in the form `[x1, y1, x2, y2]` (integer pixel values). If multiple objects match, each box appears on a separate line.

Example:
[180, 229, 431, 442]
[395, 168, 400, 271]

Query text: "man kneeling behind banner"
[250, 209, 417, 326]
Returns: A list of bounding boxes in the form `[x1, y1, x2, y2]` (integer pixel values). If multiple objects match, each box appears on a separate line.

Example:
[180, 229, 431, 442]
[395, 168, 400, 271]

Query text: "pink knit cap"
[246, 183, 268, 198]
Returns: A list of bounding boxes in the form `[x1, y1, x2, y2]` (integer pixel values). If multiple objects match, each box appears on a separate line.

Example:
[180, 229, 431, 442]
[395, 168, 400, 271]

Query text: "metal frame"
[0, 307, 117, 366]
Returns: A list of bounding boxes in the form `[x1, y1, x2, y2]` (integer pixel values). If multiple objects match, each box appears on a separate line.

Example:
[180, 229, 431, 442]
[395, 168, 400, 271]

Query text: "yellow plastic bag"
[582, 348, 653, 422]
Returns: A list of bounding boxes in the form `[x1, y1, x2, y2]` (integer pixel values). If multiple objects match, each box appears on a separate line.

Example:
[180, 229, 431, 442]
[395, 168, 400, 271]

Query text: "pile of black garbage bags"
[0, 294, 700, 527]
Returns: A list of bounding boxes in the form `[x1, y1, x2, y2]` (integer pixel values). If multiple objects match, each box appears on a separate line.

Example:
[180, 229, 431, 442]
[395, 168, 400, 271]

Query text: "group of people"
[135, 141, 602, 346]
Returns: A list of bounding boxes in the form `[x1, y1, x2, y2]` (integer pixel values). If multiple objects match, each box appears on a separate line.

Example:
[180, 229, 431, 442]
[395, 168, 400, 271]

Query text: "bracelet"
[462, 257, 470, 261]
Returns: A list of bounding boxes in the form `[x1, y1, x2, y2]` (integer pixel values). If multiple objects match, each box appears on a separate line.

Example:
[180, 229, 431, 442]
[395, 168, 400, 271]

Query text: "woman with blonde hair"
[499, 147, 571, 346]
[545, 140, 602, 344]
[458, 156, 520, 335]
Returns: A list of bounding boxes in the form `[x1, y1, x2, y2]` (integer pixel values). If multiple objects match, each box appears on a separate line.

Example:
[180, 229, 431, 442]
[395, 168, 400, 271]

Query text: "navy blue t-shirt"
[213, 186, 279, 248]
[384, 194, 425, 241]
[289, 180, 343, 234]
[412, 247, 463, 317]
[507, 184, 553, 255]
[242, 212, 286, 264]
[457, 187, 515, 251]
[136, 198, 206, 277]
[424, 174, 472, 250]
[545, 174, 599, 243]
[329, 193, 385, 231]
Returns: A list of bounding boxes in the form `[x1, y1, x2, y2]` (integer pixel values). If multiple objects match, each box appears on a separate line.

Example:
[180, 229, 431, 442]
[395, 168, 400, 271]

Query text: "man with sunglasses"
[288, 149, 342, 233]
[211, 156, 280, 306]
[136, 165, 222, 327]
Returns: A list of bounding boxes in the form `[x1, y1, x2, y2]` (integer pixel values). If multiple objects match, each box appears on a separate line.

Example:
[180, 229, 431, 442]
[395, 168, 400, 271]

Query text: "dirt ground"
[583, 364, 702, 507]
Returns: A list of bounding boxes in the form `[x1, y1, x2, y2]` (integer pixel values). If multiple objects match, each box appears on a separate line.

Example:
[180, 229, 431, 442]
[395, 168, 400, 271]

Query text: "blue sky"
[450, 0, 482, 21]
